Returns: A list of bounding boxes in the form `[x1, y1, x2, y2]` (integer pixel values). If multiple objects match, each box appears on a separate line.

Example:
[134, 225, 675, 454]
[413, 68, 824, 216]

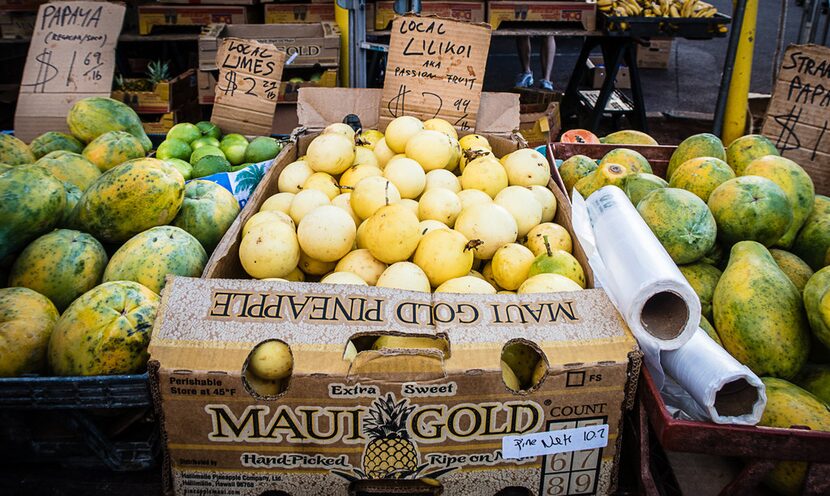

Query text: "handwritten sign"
[380, 15, 491, 132]
[14, 1, 125, 141]
[212, 37, 286, 136]
[762, 44, 830, 195]
[501, 424, 609, 460]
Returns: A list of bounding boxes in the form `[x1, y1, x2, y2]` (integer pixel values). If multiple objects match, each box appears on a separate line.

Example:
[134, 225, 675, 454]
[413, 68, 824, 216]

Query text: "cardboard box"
[150, 88, 640, 496]
[520, 100, 561, 147]
[157, 0, 258, 5]
[264, 3, 334, 24]
[0, 9, 36, 38]
[588, 57, 630, 90]
[197, 69, 216, 105]
[199, 22, 341, 71]
[271, 101, 299, 134]
[139, 102, 203, 134]
[138, 5, 259, 35]
[111, 69, 197, 114]
[374, 1, 485, 30]
[197, 67, 338, 105]
[637, 38, 672, 69]
[487, 1, 596, 31]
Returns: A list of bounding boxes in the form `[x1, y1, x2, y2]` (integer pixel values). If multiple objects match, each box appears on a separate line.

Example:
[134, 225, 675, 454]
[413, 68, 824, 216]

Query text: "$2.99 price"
[218, 71, 280, 101]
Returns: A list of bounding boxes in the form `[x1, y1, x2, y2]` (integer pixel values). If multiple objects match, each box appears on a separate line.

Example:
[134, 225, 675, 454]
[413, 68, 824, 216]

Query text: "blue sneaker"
[515, 72, 534, 88]
[539, 79, 554, 91]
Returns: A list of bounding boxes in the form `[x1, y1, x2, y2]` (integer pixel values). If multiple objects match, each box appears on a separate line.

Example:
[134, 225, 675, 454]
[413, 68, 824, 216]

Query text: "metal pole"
[713, 0, 748, 137]
[723, 0, 758, 145]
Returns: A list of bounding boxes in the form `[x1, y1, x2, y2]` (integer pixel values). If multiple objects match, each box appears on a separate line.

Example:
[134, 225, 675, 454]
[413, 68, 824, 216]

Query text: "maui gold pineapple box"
[148, 88, 641, 496]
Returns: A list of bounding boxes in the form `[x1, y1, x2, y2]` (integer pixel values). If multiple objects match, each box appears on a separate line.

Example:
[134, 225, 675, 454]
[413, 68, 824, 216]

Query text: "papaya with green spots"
[699, 316, 721, 346]
[637, 188, 717, 264]
[574, 162, 631, 199]
[713, 241, 810, 379]
[0, 287, 59, 376]
[103, 226, 206, 294]
[599, 148, 652, 173]
[48, 281, 159, 376]
[758, 377, 830, 496]
[600, 130, 658, 145]
[770, 249, 814, 293]
[668, 157, 735, 202]
[744, 156, 815, 249]
[559, 155, 597, 194]
[75, 158, 184, 244]
[172, 180, 240, 254]
[67, 97, 152, 152]
[623, 172, 667, 206]
[9, 230, 107, 311]
[29, 131, 84, 159]
[0, 165, 66, 260]
[0, 134, 35, 165]
[679, 262, 722, 321]
[726, 134, 780, 175]
[35, 151, 101, 191]
[667, 133, 725, 180]
[792, 195, 830, 271]
[708, 176, 793, 247]
[82, 131, 146, 172]
[804, 267, 830, 350]
[795, 364, 830, 405]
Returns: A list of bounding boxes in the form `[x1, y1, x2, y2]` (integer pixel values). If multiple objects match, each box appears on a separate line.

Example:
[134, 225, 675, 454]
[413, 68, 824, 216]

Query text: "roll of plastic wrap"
[661, 328, 766, 425]
[583, 186, 699, 351]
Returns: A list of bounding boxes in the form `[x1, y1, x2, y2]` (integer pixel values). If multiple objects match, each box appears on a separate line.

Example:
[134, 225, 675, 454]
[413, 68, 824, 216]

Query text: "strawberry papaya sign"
[150, 277, 637, 496]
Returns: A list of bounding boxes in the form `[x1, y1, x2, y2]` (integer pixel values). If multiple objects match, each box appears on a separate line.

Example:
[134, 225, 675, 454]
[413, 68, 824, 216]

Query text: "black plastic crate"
[600, 12, 731, 39]
[0, 373, 151, 410]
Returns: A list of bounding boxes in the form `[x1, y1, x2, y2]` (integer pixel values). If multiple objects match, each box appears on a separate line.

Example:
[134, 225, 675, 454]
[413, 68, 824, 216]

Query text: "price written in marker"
[212, 37, 287, 136]
[380, 15, 492, 131]
[501, 424, 609, 460]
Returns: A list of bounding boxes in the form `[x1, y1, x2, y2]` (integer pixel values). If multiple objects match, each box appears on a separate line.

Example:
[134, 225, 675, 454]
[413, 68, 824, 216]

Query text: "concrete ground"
[483, 0, 821, 120]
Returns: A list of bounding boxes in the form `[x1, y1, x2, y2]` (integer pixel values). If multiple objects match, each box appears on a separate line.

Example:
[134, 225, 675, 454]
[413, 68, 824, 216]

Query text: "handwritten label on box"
[212, 37, 286, 136]
[762, 44, 830, 195]
[380, 15, 491, 131]
[14, 1, 126, 141]
[501, 424, 609, 459]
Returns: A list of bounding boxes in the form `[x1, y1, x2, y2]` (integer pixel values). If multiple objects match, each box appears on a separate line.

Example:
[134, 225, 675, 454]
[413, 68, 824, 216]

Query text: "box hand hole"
[242, 339, 293, 399]
[501, 340, 548, 392]
[344, 333, 451, 361]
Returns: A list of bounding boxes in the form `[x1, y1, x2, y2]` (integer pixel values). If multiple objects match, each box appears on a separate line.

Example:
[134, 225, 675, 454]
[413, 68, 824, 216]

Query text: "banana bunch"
[598, 0, 718, 18]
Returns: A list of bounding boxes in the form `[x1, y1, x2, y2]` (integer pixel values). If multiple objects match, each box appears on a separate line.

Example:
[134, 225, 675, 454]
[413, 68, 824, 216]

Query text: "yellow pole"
[335, 1, 350, 87]
[722, 0, 757, 145]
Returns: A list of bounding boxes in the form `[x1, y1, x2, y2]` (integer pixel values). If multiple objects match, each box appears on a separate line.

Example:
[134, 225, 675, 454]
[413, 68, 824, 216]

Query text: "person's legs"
[515, 36, 533, 87]
[539, 36, 556, 91]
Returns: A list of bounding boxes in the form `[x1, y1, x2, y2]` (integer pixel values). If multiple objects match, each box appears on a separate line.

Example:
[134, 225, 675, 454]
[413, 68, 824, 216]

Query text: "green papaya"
[795, 364, 830, 405]
[679, 262, 722, 321]
[637, 188, 717, 264]
[708, 176, 793, 247]
[699, 315, 722, 346]
[623, 172, 667, 206]
[667, 133, 726, 179]
[559, 155, 597, 194]
[804, 267, 830, 350]
[0, 165, 66, 260]
[792, 195, 830, 271]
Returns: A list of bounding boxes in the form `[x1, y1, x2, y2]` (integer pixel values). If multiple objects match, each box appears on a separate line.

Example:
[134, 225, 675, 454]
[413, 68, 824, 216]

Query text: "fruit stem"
[543, 235, 552, 257]
[465, 239, 484, 251]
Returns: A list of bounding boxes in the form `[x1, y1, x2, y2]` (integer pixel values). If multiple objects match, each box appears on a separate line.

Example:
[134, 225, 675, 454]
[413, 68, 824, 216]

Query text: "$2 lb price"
[218, 70, 280, 101]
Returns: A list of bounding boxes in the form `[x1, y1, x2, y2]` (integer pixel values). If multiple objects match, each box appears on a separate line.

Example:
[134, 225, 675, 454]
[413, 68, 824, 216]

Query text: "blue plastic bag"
[190, 159, 276, 209]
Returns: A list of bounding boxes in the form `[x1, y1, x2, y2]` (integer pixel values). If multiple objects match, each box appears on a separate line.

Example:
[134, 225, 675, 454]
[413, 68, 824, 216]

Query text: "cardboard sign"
[14, 1, 125, 141]
[212, 37, 286, 136]
[762, 44, 830, 195]
[380, 15, 491, 131]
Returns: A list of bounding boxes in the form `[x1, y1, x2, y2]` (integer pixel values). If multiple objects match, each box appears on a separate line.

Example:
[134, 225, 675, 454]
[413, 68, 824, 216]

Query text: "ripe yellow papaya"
[726, 134, 779, 175]
[668, 156, 735, 202]
[667, 133, 725, 179]
[708, 176, 793, 247]
[770, 249, 814, 293]
[558, 155, 597, 194]
[574, 162, 630, 199]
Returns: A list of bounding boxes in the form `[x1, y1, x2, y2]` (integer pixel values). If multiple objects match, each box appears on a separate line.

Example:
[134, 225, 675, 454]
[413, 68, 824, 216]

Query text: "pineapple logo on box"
[204, 393, 543, 481]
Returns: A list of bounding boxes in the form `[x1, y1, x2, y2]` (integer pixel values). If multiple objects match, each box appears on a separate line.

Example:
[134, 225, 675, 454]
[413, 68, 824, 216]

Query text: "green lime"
[221, 141, 248, 165]
[190, 145, 225, 165]
[192, 155, 231, 178]
[164, 158, 193, 180]
[156, 138, 192, 161]
[288, 77, 304, 83]
[196, 121, 222, 140]
[166, 123, 201, 144]
[245, 136, 282, 163]
[191, 136, 221, 150]
[230, 163, 252, 172]
[221, 133, 249, 145]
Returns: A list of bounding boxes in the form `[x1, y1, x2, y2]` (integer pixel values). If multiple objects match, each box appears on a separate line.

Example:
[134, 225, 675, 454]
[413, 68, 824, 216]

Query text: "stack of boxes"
[110, 68, 201, 134]
[138, 0, 261, 36]
[263, 0, 335, 24]
[0, 0, 40, 39]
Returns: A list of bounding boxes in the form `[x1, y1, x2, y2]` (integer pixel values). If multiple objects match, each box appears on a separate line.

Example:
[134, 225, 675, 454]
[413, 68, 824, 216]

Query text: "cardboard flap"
[297, 88, 519, 133]
[347, 350, 447, 382]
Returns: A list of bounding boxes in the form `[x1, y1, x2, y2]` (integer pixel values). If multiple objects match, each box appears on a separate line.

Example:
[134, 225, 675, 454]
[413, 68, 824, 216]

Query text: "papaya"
[726, 134, 780, 175]
[758, 377, 830, 496]
[60, 182, 83, 227]
[743, 156, 815, 248]
[103, 226, 207, 295]
[574, 162, 630, 198]
[699, 316, 721, 346]
[713, 241, 810, 379]
[796, 364, 830, 405]
[66, 97, 152, 152]
[560, 129, 600, 144]
[679, 262, 722, 321]
[637, 188, 717, 264]
[623, 172, 667, 206]
[9, 230, 107, 312]
[667, 133, 726, 180]
[600, 130, 658, 145]
[599, 148, 652, 173]
[804, 267, 830, 350]
[48, 281, 159, 376]
[0, 163, 11, 174]
[770, 249, 814, 293]
[82, 131, 146, 172]
[35, 151, 101, 191]
[76, 158, 185, 243]
[0, 134, 35, 165]
[826, 247, 830, 268]
[700, 242, 726, 268]
[668, 157, 735, 202]
[0, 165, 66, 260]
[792, 195, 830, 270]
[29, 131, 84, 159]
[708, 176, 793, 247]
[171, 180, 240, 254]
[0, 287, 59, 376]
[559, 155, 597, 194]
